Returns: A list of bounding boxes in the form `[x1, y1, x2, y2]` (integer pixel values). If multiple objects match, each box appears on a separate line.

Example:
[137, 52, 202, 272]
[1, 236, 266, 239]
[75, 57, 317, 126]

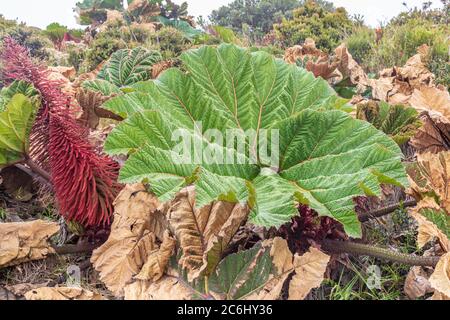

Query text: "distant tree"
[209, 0, 305, 41]
[44, 23, 68, 49]
[274, 0, 354, 52]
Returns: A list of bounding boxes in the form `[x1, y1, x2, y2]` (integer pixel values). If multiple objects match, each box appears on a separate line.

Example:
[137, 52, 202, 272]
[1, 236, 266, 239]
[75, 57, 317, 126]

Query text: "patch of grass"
[0, 207, 6, 220]
[314, 207, 420, 300]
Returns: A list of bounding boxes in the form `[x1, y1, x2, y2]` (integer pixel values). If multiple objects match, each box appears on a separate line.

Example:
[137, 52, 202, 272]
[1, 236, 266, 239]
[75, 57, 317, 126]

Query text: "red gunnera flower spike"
[1, 37, 120, 227]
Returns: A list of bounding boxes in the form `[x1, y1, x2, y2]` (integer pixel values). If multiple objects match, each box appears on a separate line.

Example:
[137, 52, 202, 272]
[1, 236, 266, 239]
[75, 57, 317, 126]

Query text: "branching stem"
[358, 199, 417, 222]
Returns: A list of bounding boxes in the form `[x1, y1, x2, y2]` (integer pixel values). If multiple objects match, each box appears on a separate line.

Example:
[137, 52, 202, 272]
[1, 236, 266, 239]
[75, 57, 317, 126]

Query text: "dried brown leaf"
[124, 278, 198, 300]
[0, 220, 59, 268]
[411, 112, 450, 154]
[91, 184, 164, 296]
[404, 266, 433, 299]
[24, 287, 103, 300]
[334, 44, 368, 89]
[135, 230, 176, 281]
[152, 60, 174, 79]
[410, 198, 450, 252]
[167, 187, 249, 281]
[288, 247, 330, 300]
[416, 152, 450, 213]
[409, 87, 450, 121]
[429, 252, 450, 298]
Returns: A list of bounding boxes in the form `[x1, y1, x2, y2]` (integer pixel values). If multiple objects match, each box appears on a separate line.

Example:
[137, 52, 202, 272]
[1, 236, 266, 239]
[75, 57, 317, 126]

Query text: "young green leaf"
[0, 94, 36, 167]
[97, 47, 162, 87]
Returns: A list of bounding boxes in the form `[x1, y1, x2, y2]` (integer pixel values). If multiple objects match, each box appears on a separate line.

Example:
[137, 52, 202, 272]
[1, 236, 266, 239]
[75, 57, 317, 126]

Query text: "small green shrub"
[344, 26, 375, 66]
[83, 27, 129, 71]
[0, 15, 52, 61]
[367, 18, 449, 73]
[274, 0, 355, 52]
[146, 27, 192, 59]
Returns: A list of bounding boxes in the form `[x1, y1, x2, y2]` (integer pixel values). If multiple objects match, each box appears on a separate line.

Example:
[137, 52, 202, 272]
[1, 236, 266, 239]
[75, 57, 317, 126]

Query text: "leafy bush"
[0, 15, 52, 60]
[44, 22, 68, 47]
[103, 44, 407, 237]
[274, 0, 354, 52]
[210, 0, 304, 42]
[367, 18, 449, 76]
[344, 26, 375, 66]
[83, 28, 128, 71]
[147, 26, 193, 59]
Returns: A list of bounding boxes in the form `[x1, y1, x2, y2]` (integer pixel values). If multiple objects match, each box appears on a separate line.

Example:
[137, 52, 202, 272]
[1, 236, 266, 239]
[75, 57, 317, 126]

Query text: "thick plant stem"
[52, 243, 99, 255]
[14, 164, 52, 189]
[322, 239, 440, 267]
[358, 199, 417, 222]
[24, 156, 52, 182]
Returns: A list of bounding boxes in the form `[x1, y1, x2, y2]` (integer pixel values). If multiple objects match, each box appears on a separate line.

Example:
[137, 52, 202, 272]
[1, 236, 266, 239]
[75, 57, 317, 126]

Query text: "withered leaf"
[411, 112, 450, 154]
[404, 266, 433, 300]
[410, 198, 449, 252]
[135, 230, 176, 282]
[167, 187, 249, 281]
[24, 287, 103, 300]
[288, 247, 330, 300]
[91, 184, 164, 296]
[429, 252, 450, 299]
[0, 220, 59, 268]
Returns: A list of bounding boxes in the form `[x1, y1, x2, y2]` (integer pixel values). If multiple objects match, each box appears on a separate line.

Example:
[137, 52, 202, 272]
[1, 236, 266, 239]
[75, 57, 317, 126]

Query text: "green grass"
[314, 207, 421, 300]
[0, 207, 6, 220]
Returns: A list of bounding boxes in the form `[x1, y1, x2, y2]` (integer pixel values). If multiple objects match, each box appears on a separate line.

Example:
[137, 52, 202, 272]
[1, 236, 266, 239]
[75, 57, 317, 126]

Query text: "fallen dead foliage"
[409, 152, 450, 213]
[404, 266, 433, 299]
[368, 45, 450, 122]
[90, 184, 162, 297]
[411, 112, 450, 154]
[429, 253, 450, 300]
[167, 187, 249, 281]
[24, 287, 103, 300]
[124, 237, 329, 300]
[0, 220, 59, 268]
[284, 40, 368, 92]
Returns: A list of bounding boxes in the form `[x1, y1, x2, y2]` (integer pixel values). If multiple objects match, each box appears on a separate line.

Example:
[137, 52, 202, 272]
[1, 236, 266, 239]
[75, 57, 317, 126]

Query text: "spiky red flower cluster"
[1, 37, 120, 227]
[278, 205, 347, 255]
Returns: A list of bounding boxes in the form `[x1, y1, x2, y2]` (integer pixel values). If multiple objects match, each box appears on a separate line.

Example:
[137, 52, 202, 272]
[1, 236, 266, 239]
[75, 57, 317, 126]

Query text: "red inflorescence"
[1, 37, 121, 227]
[278, 205, 347, 255]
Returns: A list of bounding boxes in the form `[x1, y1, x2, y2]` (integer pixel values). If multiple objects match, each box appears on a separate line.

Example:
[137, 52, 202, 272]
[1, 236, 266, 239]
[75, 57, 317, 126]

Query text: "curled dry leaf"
[411, 112, 450, 154]
[429, 253, 450, 299]
[48, 66, 76, 81]
[24, 287, 103, 300]
[124, 237, 330, 301]
[0, 220, 59, 268]
[167, 186, 249, 282]
[75, 88, 122, 129]
[47, 66, 76, 98]
[284, 38, 326, 64]
[284, 41, 368, 92]
[135, 230, 176, 282]
[288, 247, 331, 300]
[404, 266, 433, 300]
[368, 44, 450, 116]
[410, 198, 449, 253]
[409, 86, 450, 121]
[5, 282, 50, 297]
[410, 152, 450, 213]
[334, 44, 369, 90]
[152, 60, 174, 79]
[91, 184, 163, 297]
[124, 277, 200, 300]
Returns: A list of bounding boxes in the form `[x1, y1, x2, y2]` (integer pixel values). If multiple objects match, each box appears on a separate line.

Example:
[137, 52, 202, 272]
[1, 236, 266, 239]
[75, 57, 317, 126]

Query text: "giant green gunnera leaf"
[104, 44, 408, 237]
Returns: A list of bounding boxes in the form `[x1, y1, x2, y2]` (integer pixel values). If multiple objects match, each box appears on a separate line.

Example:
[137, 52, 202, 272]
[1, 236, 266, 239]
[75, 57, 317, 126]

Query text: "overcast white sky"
[0, 0, 445, 29]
